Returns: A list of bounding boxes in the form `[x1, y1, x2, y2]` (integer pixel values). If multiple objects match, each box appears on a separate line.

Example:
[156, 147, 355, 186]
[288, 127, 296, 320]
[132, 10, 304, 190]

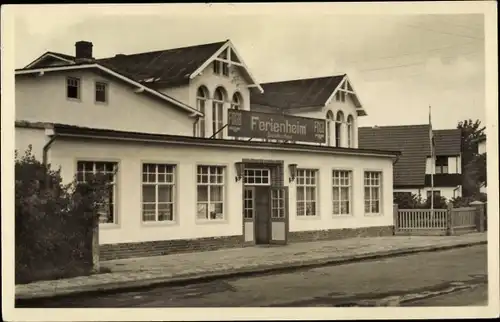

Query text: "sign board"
[227, 110, 326, 143]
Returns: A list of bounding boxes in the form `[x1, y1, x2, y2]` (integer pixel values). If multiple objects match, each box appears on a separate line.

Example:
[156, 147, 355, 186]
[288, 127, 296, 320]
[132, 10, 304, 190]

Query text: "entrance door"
[254, 186, 271, 244]
[269, 187, 289, 245]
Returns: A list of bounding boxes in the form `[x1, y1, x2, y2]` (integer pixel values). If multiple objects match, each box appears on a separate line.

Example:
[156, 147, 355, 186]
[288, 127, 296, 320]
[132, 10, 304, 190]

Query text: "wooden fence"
[393, 203, 485, 236]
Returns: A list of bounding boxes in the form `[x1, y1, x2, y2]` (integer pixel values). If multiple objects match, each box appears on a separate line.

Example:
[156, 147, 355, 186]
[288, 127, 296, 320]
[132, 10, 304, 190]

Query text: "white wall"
[47, 139, 394, 245]
[15, 127, 50, 161]
[16, 71, 194, 136]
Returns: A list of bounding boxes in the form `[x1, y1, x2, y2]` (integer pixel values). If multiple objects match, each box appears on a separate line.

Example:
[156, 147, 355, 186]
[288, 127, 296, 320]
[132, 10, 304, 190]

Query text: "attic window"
[66, 77, 81, 100]
[213, 60, 229, 77]
[95, 82, 108, 103]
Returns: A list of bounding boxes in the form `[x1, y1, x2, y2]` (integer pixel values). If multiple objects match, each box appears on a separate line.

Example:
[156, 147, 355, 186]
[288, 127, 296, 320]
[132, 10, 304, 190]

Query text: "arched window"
[212, 87, 226, 139]
[326, 110, 334, 146]
[196, 86, 209, 138]
[335, 111, 344, 147]
[231, 92, 242, 110]
[347, 115, 354, 148]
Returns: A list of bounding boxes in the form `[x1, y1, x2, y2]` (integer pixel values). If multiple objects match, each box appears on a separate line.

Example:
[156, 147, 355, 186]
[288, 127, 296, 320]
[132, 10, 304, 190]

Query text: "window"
[243, 188, 254, 220]
[335, 80, 349, 102]
[244, 168, 271, 186]
[335, 111, 344, 147]
[347, 115, 354, 148]
[212, 87, 225, 139]
[435, 156, 449, 174]
[426, 190, 441, 199]
[67, 77, 80, 99]
[231, 92, 242, 110]
[213, 60, 229, 77]
[95, 82, 108, 103]
[142, 164, 175, 222]
[326, 110, 334, 146]
[76, 161, 118, 224]
[197, 165, 225, 220]
[332, 170, 352, 215]
[271, 189, 285, 219]
[364, 171, 382, 214]
[196, 87, 208, 138]
[296, 169, 318, 217]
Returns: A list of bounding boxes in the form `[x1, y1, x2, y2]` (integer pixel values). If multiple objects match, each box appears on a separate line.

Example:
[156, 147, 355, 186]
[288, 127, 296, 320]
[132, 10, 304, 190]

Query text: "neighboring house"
[359, 125, 463, 201]
[15, 40, 399, 260]
[476, 135, 487, 193]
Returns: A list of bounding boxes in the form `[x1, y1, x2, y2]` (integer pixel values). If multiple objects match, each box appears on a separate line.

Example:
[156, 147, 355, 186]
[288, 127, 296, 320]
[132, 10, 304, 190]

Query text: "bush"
[15, 146, 111, 284]
[449, 192, 487, 208]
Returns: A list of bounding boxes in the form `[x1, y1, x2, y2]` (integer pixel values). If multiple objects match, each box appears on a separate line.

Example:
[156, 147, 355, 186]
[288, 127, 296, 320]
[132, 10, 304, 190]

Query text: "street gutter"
[15, 240, 487, 305]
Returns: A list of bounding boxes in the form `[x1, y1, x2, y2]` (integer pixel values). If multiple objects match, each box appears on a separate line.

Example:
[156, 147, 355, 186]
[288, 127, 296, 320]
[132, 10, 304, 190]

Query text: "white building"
[15, 40, 399, 260]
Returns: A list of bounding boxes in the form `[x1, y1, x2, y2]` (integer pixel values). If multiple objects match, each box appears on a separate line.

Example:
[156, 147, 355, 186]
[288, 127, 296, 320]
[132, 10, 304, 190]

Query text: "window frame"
[196, 87, 208, 138]
[364, 171, 383, 216]
[212, 88, 225, 139]
[332, 169, 352, 216]
[196, 165, 226, 222]
[296, 168, 319, 218]
[426, 190, 441, 199]
[141, 163, 177, 224]
[95, 81, 108, 104]
[76, 160, 119, 226]
[243, 168, 271, 186]
[435, 156, 449, 174]
[66, 76, 81, 101]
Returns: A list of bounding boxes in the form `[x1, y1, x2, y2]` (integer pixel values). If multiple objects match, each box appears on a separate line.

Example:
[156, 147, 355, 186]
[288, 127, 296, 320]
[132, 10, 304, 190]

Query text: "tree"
[457, 119, 485, 197]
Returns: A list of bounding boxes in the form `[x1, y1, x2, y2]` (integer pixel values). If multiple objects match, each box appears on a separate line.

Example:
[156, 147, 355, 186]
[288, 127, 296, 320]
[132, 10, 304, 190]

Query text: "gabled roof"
[24, 52, 76, 69]
[97, 41, 227, 87]
[15, 64, 202, 117]
[434, 129, 462, 156]
[249, 74, 366, 116]
[22, 39, 263, 91]
[358, 125, 462, 187]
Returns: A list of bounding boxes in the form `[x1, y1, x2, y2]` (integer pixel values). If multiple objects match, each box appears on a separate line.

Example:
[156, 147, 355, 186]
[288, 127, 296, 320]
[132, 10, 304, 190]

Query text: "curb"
[15, 240, 487, 303]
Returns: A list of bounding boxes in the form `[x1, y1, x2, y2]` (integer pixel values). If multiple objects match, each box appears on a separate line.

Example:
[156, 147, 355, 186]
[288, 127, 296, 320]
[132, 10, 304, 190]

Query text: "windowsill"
[364, 213, 383, 217]
[196, 219, 228, 225]
[95, 101, 108, 105]
[67, 97, 81, 102]
[141, 221, 178, 227]
[332, 214, 353, 218]
[99, 223, 120, 229]
[296, 215, 321, 220]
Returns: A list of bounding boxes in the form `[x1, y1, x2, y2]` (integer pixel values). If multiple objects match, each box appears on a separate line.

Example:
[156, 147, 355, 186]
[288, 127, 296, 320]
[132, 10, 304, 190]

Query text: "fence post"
[446, 203, 454, 236]
[470, 201, 485, 233]
[393, 204, 399, 235]
[92, 213, 100, 273]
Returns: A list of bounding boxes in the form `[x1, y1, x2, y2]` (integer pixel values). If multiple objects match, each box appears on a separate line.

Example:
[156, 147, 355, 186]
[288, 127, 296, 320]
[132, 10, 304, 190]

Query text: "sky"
[12, 4, 486, 130]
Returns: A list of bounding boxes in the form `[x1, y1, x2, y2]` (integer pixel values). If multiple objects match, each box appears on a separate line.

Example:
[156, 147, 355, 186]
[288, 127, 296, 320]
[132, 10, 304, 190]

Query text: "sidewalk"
[15, 233, 487, 300]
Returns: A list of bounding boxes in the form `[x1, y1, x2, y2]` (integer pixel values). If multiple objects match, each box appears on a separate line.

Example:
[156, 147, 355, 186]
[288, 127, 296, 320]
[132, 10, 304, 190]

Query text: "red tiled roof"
[358, 125, 462, 187]
[250, 75, 346, 110]
[97, 41, 227, 87]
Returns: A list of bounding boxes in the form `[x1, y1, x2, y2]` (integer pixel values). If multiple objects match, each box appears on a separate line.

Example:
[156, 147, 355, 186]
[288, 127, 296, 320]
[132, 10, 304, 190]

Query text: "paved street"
[18, 244, 487, 308]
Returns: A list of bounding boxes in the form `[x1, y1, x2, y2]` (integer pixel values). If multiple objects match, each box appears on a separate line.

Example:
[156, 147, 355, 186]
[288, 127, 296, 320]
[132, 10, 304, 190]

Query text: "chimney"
[75, 41, 94, 62]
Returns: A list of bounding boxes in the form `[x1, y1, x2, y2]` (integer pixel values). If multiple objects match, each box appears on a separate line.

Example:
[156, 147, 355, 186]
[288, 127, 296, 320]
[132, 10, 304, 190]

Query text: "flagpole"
[429, 105, 435, 216]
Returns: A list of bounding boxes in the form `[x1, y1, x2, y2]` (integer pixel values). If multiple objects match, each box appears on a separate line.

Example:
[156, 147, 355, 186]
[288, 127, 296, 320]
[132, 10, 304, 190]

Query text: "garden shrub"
[15, 145, 111, 284]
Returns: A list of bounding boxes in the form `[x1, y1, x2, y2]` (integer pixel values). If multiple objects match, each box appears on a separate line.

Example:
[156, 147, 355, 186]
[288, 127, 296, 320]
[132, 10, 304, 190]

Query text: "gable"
[189, 40, 263, 93]
[24, 52, 76, 69]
